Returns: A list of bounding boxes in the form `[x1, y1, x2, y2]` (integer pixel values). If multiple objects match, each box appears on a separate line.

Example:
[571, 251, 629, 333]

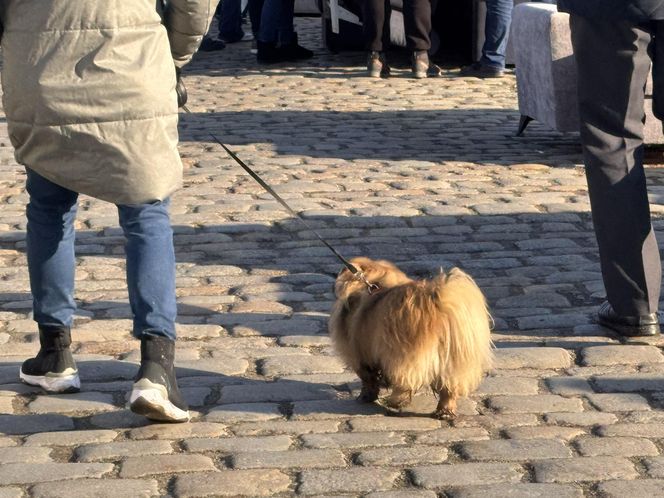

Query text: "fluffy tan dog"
[329, 257, 493, 419]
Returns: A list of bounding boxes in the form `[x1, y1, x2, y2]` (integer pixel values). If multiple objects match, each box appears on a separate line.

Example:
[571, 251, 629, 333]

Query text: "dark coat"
[558, 0, 664, 21]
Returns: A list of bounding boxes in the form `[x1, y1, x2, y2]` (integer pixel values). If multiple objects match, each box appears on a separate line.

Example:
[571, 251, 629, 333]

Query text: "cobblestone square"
[1, 16, 664, 498]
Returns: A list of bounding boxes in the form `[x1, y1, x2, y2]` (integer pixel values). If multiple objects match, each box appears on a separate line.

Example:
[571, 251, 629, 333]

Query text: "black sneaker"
[459, 62, 504, 78]
[597, 301, 660, 337]
[20, 325, 80, 393]
[280, 39, 314, 61]
[199, 36, 226, 52]
[129, 334, 189, 423]
[256, 40, 284, 63]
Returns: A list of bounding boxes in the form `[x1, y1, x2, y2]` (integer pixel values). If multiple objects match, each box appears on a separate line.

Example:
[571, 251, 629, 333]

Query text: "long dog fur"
[329, 257, 493, 419]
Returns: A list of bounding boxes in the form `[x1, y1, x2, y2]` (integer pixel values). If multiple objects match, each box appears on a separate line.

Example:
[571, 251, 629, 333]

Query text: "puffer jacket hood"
[0, 0, 216, 204]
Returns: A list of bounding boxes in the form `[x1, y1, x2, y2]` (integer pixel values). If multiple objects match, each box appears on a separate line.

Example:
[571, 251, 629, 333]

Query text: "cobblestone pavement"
[2, 17, 664, 498]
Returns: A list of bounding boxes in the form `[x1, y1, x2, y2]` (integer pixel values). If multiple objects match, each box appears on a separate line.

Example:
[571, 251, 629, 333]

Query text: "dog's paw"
[432, 408, 456, 420]
[357, 389, 379, 403]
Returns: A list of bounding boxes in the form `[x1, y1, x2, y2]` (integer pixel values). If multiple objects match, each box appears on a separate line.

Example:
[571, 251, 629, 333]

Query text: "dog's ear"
[343, 293, 360, 312]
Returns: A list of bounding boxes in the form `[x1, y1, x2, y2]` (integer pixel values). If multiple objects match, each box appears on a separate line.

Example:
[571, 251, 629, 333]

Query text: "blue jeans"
[480, 0, 514, 69]
[25, 169, 178, 341]
[218, 0, 245, 42]
[258, 0, 295, 45]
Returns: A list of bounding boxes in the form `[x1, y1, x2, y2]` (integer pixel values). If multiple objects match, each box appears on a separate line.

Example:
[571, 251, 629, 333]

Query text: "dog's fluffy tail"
[381, 268, 493, 396]
[432, 268, 493, 396]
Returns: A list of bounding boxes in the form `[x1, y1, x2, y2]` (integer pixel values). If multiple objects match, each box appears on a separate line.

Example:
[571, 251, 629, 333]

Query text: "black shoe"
[20, 325, 80, 393]
[279, 34, 314, 61]
[256, 40, 285, 63]
[459, 62, 504, 78]
[199, 36, 226, 52]
[597, 301, 660, 337]
[129, 335, 190, 423]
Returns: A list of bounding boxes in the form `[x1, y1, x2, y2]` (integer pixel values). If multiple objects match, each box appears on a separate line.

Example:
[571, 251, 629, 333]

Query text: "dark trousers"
[570, 14, 663, 316]
[363, 0, 431, 52]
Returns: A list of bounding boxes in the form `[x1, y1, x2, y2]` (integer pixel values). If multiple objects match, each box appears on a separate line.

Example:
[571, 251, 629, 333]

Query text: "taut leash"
[181, 105, 379, 294]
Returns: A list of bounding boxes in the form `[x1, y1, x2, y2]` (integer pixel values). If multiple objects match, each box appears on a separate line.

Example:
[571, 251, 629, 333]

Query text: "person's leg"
[480, 0, 513, 69]
[403, 0, 431, 52]
[571, 15, 661, 324]
[20, 169, 80, 392]
[248, 0, 264, 37]
[363, 0, 388, 52]
[218, 0, 246, 42]
[117, 201, 177, 341]
[119, 200, 188, 422]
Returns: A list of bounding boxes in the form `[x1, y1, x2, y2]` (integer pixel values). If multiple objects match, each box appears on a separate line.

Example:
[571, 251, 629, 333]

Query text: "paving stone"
[348, 416, 441, 432]
[0, 398, 13, 414]
[592, 373, 664, 392]
[532, 456, 638, 483]
[645, 457, 664, 477]
[455, 413, 541, 429]
[494, 348, 572, 369]
[586, 393, 651, 412]
[0, 414, 74, 435]
[477, 376, 540, 395]
[174, 470, 291, 497]
[76, 440, 174, 462]
[365, 491, 437, 498]
[231, 419, 341, 436]
[31, 479, 159, 498]
[178, 357, 249, 376]
[292, 399, 389, 420]
[504, 426, 585, 441]
[0, 488, 22, 498]
[581, 345, 664, 366]
[0, 447, 52, 464]
[0, 463, 114, 485]
[357, 445, 447, 466]
[302, 432, 404, 449]
[298, 468, 400, 495]
[544, 412, 618, 427]
[128, 422, 227, 440]
[460, 439, 571, 461]
[220, 383, 336, 404]
[574, 436, 659, 457]
[120, 454, 216, 478]
[448, 483, 583, 498]
[205, 402, 283, 423]
[596, 480, 664, 498]
[28, 392, 116, 414]
[545, 376, 594, 395]
[488, 395, 583, 414]
[597, 423, 664, 438]
[24, 430, 118, 446]
[414, 427, 490, 444]
[184, 435, 293, 453]
[411, 463, 524, 488]
[260, 355, 345, 376]
[232, 448, 345, 469]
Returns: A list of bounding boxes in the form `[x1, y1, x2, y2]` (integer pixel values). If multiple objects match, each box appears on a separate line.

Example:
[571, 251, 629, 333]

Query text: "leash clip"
[355, 271, 380, 295]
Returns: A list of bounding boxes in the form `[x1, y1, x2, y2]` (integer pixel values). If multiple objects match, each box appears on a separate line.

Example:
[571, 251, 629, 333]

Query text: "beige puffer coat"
[0, 0, 216, 204]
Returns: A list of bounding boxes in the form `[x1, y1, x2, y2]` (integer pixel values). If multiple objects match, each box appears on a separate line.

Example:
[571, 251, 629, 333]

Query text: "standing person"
[363, 0, 436, 78]
[256, 0, 313, 63]
[0, 0, 216, 422]
[200, 0, 255, 52]
[460, 0, 514, 78]
[558, 0, 664, 336]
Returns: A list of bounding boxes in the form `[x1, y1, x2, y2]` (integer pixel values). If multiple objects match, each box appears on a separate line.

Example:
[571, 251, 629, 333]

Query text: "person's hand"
[175, 67, 188, 108]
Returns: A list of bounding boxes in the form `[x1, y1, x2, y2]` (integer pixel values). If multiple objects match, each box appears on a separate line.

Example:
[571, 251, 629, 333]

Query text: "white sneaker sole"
[129, 379, 190, 423]
[19, 368, 81, 393]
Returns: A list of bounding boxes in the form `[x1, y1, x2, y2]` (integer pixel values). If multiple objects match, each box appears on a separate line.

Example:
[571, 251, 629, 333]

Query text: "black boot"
[129, 335, 189, 423]
[279, 33, 313, 61]
[256, 40, 284, 63]
[20, 325, 80, 393]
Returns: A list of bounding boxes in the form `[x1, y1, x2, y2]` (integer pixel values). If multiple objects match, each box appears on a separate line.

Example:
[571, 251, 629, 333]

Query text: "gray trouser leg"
[570, 14, 661, 316]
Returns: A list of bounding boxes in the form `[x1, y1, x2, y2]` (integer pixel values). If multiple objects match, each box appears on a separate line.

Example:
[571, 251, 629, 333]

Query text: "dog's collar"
[354, 272, 380, 295]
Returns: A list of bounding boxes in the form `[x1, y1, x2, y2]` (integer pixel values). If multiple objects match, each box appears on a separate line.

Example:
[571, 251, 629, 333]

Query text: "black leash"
[181, 105, 379, 294]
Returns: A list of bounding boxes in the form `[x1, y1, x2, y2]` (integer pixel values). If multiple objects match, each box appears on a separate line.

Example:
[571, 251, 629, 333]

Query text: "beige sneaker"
[367, 51, 390, 78]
